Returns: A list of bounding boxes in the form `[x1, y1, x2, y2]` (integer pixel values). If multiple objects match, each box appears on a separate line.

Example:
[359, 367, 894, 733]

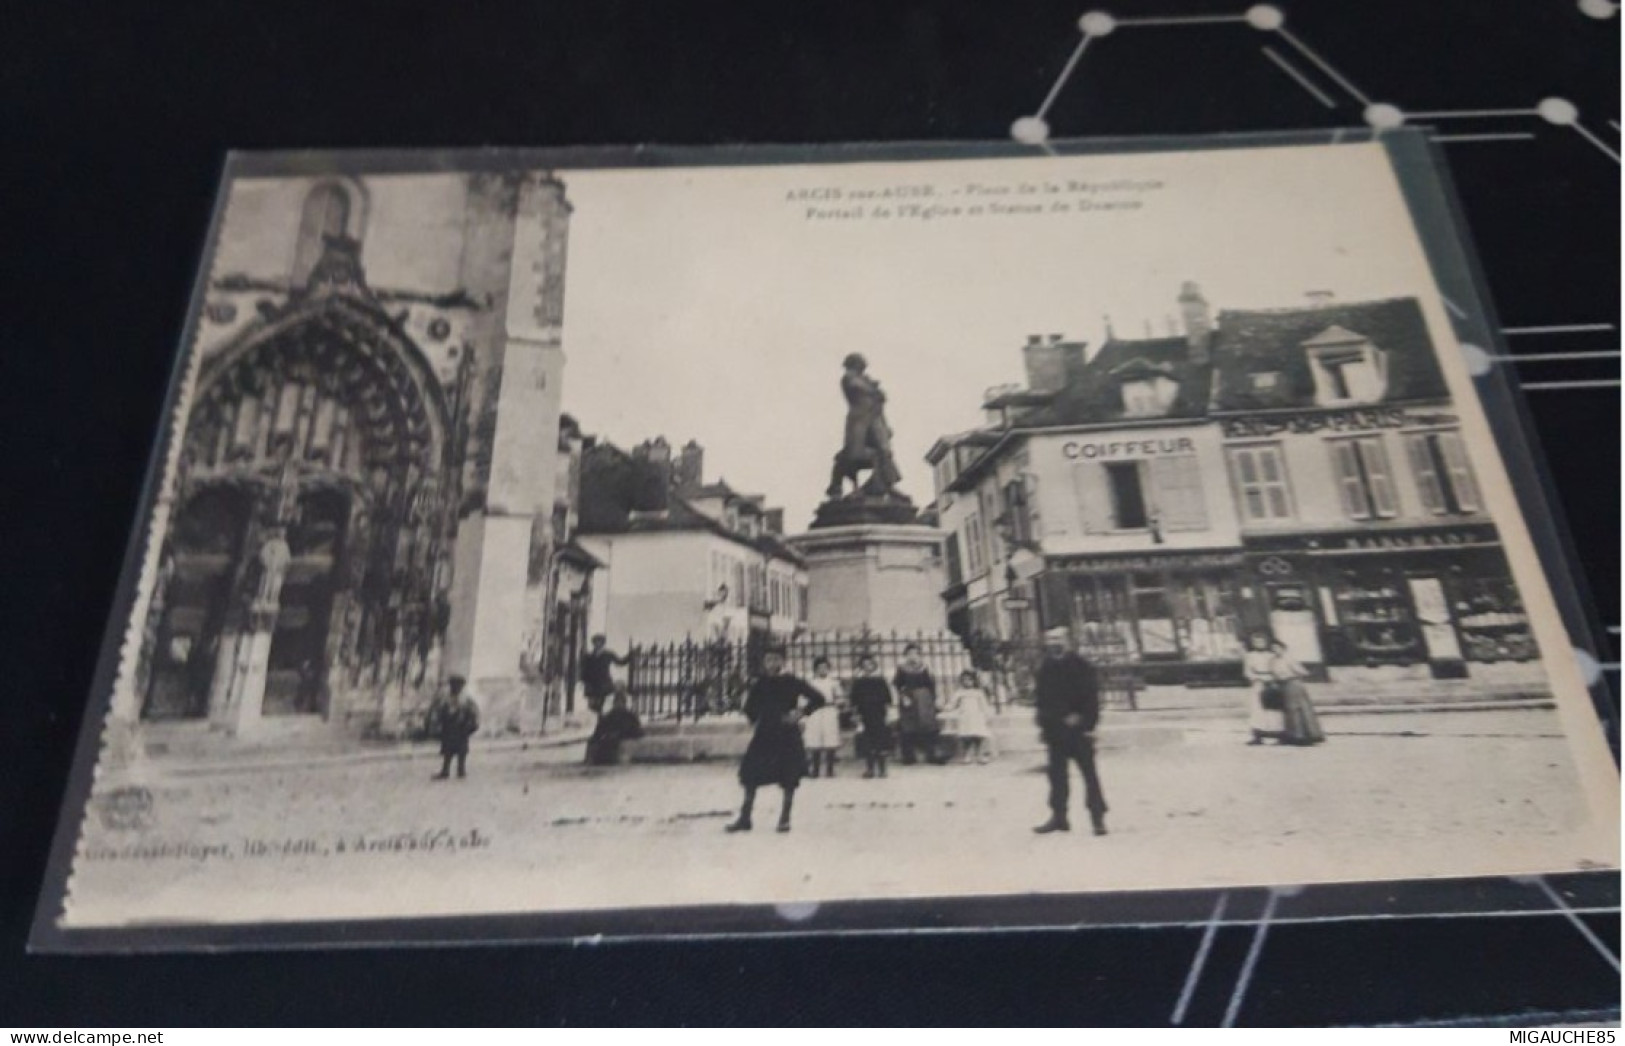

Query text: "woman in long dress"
[726, 647, 826, 834]
[802, 656, 845, 777]
[1271, 640, 1326, 746]
[1242, 631, 1286, 746]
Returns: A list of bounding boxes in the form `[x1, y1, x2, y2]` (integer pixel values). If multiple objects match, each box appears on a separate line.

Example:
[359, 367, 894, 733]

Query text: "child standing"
[948, 669, 996, 764]
[802, 656, 845, 777]
[847, 654, 894, 779]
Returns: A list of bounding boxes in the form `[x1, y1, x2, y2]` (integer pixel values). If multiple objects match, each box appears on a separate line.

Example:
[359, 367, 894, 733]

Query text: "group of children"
[799, 648, 999, 779]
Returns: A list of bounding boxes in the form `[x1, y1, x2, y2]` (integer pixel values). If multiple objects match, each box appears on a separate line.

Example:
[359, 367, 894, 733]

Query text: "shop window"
[1104, 462, 1150, 529]
[1329, 437, 1398, 520]
[1406, 431, 1482, 515]
[1228, 444, 1295, 522]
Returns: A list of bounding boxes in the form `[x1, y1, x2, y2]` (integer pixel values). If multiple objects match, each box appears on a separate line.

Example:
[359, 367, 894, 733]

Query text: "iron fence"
[621, 630, 1137, 721]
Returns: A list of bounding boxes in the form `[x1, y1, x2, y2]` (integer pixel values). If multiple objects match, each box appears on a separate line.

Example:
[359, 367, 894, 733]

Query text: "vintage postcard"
[37, 134, 1618, 945]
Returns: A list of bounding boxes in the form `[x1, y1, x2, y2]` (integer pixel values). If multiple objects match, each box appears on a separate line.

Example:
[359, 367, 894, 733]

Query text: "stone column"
[444, 173, 571, 733]
[209, 531, 291, 736]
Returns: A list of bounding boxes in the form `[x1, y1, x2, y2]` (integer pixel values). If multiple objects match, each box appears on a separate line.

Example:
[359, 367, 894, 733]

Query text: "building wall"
[583, 530, 808, 647]
[1222, 408, 1485, 536]
[1029, 424, 1242, 557]
[580, 532, 710, 646]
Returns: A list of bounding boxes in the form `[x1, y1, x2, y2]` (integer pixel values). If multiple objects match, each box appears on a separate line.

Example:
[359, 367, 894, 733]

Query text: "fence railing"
[621, 631, 1137, 722]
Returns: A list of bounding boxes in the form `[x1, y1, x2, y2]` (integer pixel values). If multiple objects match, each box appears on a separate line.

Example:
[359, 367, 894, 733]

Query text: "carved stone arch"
[152, 292, 459, 727]
[189, 294, 451, 476]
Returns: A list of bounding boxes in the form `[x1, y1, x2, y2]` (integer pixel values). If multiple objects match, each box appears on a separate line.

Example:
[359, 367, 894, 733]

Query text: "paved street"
[62, 706, 1613, 928]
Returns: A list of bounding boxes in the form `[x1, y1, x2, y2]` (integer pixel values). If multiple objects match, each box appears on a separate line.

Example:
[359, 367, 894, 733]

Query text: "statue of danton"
[826, 352, 903, 499]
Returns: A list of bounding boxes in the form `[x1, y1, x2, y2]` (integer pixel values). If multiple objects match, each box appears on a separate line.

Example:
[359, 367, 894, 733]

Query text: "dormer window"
[1250, 371, 1280, 391]
[1120, 375, 1180, 417]
[1303, 326, 1388, 405]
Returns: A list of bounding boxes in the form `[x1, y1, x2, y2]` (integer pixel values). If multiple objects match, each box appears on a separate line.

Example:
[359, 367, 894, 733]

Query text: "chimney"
[631, 437, 672, 510]
[1023, 335, 1071, 392]
[1177, 281, 1212, 363]
[1305, 289, 1335, 306]
[675, 439, 704, 493]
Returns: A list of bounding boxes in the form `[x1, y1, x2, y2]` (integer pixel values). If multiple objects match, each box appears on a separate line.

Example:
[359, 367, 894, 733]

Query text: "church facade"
[110, 167, 575, 748]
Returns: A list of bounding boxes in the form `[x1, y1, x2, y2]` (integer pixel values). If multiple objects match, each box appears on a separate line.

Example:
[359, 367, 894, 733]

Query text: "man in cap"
[430, 675, 481, 780]
[1032, 626, 1108, 835]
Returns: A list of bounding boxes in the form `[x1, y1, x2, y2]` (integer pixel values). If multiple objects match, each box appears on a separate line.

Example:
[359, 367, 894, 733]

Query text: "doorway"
[263, 489, 350, 715]
[143, 487, 253, 720]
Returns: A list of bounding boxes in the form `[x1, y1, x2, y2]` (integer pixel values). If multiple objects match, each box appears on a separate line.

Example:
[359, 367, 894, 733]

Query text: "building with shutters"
[929, 284, 1538, 687]
[577, 437, 808, 650]
[1210, 295, 1538, 686]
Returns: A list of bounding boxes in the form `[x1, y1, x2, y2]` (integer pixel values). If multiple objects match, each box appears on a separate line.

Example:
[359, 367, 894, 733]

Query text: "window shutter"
[1437, 432, 1481, 513]
[1151, 455, 1209, 531]
[1073, 462, 1113, 534]
[1229, 448, 1263, 522]
[1360, 439, 1398, 518]
[1330, 441, 1370, 519]
[1406, 435, 1446, 515]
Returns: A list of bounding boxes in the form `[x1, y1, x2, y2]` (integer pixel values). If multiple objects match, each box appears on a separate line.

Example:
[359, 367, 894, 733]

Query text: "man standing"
[1032, 627, 1108, 836]
[581, 634, 629, 716]
[430, 676, 480, 780]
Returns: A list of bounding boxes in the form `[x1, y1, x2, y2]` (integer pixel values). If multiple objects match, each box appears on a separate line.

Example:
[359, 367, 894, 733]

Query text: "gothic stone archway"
[140, 238, 459, 734]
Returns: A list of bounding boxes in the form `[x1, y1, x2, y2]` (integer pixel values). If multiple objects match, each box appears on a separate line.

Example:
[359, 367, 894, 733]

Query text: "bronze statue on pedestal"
[826, 353, 903, 499]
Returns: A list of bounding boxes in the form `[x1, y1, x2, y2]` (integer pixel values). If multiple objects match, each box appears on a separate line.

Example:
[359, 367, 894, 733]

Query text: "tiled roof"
[947, 295, 1442, 490]
[578, 441, 802, 564]
[1209, 297, 1446, 412]
[1018, 336, 1212, 427]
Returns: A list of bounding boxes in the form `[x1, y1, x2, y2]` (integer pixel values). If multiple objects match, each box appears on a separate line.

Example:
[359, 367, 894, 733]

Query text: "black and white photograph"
[38, 135, 1618, 938]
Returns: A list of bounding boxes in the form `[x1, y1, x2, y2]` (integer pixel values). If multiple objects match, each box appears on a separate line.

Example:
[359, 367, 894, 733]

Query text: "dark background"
[2, 0, 1618, 1026]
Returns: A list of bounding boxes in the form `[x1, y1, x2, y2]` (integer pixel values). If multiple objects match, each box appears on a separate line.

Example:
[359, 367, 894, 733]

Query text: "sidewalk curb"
[144, 727, 597, 780]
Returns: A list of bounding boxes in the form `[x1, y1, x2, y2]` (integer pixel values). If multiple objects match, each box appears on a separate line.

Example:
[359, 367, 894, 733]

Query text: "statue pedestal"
[788, 522, 949, 635]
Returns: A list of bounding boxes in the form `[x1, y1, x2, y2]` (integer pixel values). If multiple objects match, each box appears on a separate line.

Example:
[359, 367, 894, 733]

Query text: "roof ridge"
[1216, 296, 1418, 317]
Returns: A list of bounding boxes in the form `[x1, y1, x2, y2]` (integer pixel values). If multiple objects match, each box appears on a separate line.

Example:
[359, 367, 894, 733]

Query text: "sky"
[556, 142, 1446, 531]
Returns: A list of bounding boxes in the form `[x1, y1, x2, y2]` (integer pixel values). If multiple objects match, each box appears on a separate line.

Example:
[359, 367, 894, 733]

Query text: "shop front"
[1241, 524, 1535, 681]
[1040, 550, 1248, 685]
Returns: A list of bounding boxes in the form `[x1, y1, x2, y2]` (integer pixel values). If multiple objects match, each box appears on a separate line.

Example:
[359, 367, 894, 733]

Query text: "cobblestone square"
[63, 705, 1613, 928]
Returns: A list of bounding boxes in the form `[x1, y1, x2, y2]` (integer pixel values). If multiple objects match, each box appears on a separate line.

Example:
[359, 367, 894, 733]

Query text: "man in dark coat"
[430, 675, 480, 780]
[581, 634, 629, 715]
[1033, 627, 1108, 835]
[727, 646, 826, 834]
